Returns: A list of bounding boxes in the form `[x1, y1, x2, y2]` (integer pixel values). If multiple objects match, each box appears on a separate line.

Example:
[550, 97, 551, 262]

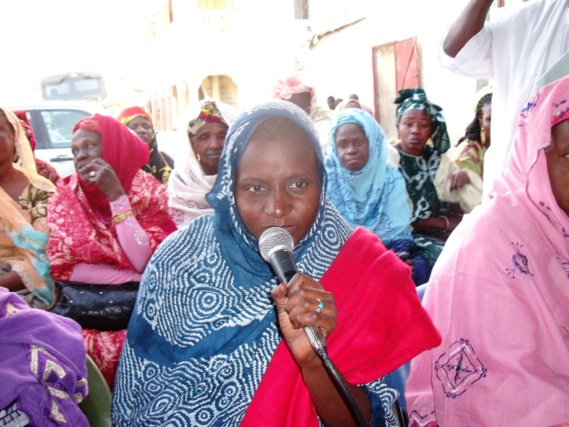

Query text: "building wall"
[138, 0, 508, 144]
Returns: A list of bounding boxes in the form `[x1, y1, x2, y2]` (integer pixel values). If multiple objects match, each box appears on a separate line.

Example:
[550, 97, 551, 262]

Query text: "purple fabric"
[0, 288, 89, 426]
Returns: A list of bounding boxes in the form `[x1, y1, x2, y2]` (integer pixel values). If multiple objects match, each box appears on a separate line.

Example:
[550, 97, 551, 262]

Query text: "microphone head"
[258, 227, 294, 262]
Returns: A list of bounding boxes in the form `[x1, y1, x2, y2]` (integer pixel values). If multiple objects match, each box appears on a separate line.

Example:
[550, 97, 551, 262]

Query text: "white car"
[10, 102, 106, 178]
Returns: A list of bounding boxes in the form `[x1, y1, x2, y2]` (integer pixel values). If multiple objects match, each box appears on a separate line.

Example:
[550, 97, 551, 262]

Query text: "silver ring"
[89, 170, 96, 178]
[315, 298, 324, 314]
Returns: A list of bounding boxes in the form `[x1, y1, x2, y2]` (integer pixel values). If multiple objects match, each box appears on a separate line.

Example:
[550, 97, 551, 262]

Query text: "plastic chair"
[79, 355, 112, 427]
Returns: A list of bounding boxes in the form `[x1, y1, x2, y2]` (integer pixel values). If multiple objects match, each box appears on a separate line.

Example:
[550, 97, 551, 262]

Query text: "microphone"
[259, 227, 326, 353]
[259, 227, 369, 427]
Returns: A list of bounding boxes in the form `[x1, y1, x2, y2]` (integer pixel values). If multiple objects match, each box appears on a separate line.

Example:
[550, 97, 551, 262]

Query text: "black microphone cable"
[259, 227, 368, 427]
[295, 294, 369, 427]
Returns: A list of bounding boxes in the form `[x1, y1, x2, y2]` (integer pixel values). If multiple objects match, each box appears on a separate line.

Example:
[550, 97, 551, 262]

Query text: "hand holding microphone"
[259, 227, 335, 357]
[260, 227, 370, 427]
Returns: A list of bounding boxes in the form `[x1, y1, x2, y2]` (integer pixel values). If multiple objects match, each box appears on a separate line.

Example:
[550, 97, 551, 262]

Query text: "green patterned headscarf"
[394, 87, 450, 154]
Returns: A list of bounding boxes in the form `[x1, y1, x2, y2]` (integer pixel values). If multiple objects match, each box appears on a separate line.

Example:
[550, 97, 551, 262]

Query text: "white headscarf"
[168, 99, 237, 228]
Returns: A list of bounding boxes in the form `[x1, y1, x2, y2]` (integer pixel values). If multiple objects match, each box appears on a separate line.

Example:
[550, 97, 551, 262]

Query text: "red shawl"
[47, 170, 177, 280]
[241, 227, 441, 426]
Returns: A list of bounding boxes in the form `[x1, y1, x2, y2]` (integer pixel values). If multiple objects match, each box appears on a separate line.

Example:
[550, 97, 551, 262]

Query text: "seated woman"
[13, 110, 60, 184]
[0, 287, 89, 426]
[325, 108, 429, 285]
[453, 89, 492, 182]
[117, 106, 174, 186]
[0, 106, 56, 309]
[46, 114, 177, 388]
[112, 100, 441, 426]
[393, 88, 463, 272]
[436, 89, 492, 213]
[405, 77, 569, 425]
[168, 99, 236, 228]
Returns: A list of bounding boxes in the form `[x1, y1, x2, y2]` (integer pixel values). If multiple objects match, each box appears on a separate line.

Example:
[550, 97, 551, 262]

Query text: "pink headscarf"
[405, 76, 569, 426]
[272, 74, 317, 110]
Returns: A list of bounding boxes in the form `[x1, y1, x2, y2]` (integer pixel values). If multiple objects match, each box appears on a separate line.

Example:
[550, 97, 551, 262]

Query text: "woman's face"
[397, 109, 432, 156]
[0, 111, 16, 166]
[335, 123, 369, 172]
[480, 104, 492, 145]
[235, 131, 321, 246]
[71, 128, 103, 179]
[127, 116, 153, 145]
[546, 119, 569, 215]
[190, 122, 228, 175]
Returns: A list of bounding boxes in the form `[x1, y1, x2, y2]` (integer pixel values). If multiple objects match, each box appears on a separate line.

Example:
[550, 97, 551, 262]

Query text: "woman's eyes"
[246, 185, 265, 193]
[289, 180, 307, 189]
[338, 140, 364, 149]
[244, 181, 307, 192]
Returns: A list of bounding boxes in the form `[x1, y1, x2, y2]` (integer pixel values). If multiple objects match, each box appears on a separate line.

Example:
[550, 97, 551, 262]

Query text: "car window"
[40, 109, 90, 149]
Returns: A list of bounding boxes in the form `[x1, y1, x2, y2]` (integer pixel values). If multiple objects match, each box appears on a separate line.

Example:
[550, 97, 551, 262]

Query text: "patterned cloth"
[117, 106, 174, 186]
[47, 171, 175, 280]
[0, 107, 55, 306]
[0, 287, 89, 426]
[405, 77, 569, 425]
[168, 99, 237, 228]
[454, 138, 488, 178]
[47, 114, 177, 387]
[13, 109, 59, 184]
[394, 89, 454, 270]
[112, 100, 441, 426]
[325, 109, 429, 284]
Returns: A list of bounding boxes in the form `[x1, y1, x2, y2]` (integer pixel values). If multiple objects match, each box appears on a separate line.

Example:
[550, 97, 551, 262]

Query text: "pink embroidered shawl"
[405, 77, 569, 426]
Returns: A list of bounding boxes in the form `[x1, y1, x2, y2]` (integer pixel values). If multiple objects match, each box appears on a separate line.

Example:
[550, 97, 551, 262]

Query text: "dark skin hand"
[271, 273, 372, 427]
[449, 170, 470, 191]
[76, 158, 125, 202]
[0, 271, 24, 292]
[443, 0, 494, 57]
[413, 210, 462, 234]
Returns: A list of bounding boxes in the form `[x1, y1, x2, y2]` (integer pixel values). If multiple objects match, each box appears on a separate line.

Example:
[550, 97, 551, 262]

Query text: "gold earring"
[480, 127, 486, 144]
[196, 154, 201, 162]
[13, 152, 19, 163]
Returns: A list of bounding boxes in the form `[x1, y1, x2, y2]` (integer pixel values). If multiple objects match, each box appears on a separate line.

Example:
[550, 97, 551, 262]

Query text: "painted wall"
[142, 0, 492, 144]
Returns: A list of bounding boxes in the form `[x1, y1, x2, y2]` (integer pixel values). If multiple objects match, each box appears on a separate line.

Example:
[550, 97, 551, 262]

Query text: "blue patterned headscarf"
[395, 87, 450, 154]
[113, 100, 354, 425]
[206, 100, 335, 281]
[325, 109, 412, 246]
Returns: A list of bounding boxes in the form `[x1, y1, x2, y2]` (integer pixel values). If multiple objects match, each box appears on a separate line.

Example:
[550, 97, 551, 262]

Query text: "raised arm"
[443, 0, 494, 57]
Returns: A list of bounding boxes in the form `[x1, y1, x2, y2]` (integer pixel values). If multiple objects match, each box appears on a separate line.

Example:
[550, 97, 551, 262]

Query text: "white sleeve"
[439, 27, 493, 79]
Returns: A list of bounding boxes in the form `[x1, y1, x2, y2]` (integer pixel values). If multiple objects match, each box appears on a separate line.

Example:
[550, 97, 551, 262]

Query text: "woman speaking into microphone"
[112, 100, 441, 426]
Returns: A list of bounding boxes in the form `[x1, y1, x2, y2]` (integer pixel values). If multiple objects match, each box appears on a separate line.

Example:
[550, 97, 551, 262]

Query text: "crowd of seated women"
[0, 90, 481, 419]
[3, 72, 568, 426]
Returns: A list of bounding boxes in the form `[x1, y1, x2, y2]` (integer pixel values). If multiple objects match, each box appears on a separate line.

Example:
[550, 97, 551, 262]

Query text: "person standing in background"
[441, 0, 569, 199]
[273, 73, 334, 152]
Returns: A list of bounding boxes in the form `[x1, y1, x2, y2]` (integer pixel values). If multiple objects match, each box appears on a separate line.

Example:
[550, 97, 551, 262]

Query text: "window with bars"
[294, 0, 309, 19]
